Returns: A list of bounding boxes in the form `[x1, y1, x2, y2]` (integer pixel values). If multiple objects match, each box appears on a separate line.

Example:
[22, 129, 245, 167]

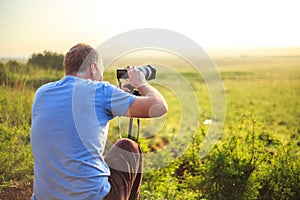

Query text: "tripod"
[118, 79, 141, 142]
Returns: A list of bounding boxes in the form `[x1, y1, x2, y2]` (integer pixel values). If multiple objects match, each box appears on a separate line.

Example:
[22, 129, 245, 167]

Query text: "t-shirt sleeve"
[103, 83, 136, 117]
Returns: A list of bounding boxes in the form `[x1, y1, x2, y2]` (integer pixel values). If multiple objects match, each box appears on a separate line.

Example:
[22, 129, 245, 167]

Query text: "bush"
[0, 85, 34, 183]
[140, 112, 300, 200]
[27, 51, 64, 70]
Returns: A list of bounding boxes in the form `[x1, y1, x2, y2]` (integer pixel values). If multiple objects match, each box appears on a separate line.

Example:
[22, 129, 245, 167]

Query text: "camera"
[116, 65, 157, 142]
[117, 65, 156, 80]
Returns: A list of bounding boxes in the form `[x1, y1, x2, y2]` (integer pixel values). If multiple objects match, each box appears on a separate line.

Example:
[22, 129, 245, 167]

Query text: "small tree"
[27, 51, 64, 70]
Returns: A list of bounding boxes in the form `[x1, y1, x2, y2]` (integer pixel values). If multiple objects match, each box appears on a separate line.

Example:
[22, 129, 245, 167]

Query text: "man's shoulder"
[35, 81, 57, 93]
[34, 76, 74, 95]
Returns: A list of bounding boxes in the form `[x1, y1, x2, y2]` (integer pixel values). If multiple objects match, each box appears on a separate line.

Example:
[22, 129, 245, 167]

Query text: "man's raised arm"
[123, 66, 168, 118]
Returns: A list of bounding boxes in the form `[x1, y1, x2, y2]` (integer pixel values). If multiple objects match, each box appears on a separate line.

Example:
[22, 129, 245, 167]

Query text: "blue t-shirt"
[30, 76, 135, 200]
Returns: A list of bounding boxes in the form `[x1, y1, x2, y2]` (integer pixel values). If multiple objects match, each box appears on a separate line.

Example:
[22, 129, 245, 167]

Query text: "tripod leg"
[136, 118, 140, 142]
[128, 118, 133, 139]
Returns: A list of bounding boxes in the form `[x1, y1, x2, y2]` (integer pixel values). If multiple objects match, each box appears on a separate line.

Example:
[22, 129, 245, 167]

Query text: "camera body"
[117, 65, 156, 80]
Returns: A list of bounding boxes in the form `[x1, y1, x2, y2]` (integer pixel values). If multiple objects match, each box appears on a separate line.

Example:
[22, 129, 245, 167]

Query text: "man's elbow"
[161, 103, 168, 115]
[150, 102, 168, 118]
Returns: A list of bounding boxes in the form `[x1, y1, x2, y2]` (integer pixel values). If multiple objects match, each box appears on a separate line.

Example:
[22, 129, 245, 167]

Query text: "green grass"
[0, 54, 299, 199]
[216, 56, 300, 143]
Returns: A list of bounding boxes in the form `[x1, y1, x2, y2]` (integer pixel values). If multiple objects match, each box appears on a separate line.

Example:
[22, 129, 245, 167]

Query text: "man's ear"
[90, 62, 97, 77]
[89, 62, 103, 81]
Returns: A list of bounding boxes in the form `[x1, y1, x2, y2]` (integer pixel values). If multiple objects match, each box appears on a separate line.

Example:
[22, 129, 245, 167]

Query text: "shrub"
[140, 112, 300, 200]
[27, 51, 64, 70]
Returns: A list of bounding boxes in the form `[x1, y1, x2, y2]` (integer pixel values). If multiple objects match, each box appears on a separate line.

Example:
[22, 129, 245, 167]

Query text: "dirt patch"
[0, 181, 33, 200]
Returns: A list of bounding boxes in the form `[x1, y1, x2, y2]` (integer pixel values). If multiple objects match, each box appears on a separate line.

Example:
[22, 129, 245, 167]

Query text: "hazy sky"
[1, 0, 299, 57]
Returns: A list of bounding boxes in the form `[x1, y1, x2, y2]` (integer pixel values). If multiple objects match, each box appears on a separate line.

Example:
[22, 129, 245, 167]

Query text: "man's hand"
[122, 66, 168, 118]
[121, 80, 134, 93]
[126, 66, 148, 89]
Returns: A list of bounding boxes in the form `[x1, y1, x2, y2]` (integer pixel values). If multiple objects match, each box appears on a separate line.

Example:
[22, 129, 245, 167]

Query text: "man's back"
[30, 76, 134, 199]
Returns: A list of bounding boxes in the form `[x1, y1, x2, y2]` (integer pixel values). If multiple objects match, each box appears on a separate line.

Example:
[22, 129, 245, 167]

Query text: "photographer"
[30, 43, 168, 200]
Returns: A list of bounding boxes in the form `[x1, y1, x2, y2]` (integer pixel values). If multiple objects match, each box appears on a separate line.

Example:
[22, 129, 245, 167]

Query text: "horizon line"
[1, 46, 300, 60]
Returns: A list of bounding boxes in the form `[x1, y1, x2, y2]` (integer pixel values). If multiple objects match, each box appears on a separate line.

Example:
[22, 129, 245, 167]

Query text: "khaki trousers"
[104, 139, 142, 200]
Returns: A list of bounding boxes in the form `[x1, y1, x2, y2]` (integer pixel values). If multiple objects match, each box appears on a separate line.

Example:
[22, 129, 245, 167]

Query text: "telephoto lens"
[136, 65, 156, 80]
[117, 65, 156, 80]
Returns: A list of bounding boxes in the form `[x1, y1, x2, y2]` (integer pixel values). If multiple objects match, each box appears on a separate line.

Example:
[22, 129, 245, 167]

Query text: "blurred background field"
[0, 48, 299, 199]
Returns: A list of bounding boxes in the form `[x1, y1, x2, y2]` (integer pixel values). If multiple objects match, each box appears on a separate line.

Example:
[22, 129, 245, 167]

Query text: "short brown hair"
[63, 43, 99, 75]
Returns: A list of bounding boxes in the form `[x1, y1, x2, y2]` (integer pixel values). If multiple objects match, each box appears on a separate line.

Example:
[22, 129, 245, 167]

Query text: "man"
[30, 43, 168, 200]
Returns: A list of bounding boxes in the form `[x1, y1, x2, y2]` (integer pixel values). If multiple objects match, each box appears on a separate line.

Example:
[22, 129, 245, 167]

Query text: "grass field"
[0, 51, 299, 199]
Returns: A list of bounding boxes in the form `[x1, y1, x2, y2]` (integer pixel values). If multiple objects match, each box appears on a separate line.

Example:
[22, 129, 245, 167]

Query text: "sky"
[1, 0, 300, 58]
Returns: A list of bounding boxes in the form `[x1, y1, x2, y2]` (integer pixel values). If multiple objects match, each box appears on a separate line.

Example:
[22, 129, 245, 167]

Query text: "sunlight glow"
[0, 0, 299, 57]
